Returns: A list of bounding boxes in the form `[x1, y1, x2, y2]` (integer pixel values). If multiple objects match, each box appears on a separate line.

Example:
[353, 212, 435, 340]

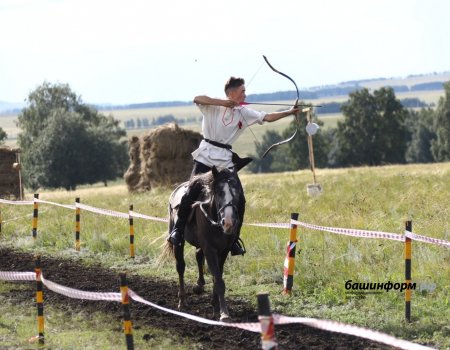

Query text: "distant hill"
[1, 71, 449, 114]
[0, 101, 24, 115]
[95, 71, 449, 111]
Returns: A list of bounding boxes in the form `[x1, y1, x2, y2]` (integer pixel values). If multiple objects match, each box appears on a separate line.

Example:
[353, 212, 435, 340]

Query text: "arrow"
[240, 102, 322, 107]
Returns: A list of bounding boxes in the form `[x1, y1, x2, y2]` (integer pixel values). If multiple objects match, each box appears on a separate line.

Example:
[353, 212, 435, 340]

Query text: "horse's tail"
[156, 200, 177, 267]
[155, 240, 174, 267]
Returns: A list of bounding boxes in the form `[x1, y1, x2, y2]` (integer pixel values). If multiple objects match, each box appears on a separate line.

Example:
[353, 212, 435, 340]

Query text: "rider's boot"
[168, 185, 200, 246]
[168, 217, 186, 247]
[230, 238, 246, 256]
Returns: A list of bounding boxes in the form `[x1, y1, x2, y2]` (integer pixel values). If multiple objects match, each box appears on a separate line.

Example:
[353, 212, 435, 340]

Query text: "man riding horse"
[168, 76, 299, 254]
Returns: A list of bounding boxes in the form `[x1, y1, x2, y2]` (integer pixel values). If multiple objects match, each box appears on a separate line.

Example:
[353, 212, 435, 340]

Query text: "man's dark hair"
[224, 77, 245, 94]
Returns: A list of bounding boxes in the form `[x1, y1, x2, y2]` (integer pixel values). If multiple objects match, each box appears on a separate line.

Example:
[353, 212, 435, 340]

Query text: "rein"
[198, 202, 221, 227]
[198, 200, 239, 230]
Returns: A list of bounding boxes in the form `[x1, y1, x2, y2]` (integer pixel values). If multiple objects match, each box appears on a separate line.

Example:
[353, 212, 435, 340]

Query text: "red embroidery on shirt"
[222, 108, 234, 126]
[238, 120, 243, 129]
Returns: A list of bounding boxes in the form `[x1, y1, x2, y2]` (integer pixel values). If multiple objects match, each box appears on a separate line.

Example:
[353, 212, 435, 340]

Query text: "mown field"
[0, 162, 449, 349]
[1, 87, 446, 154]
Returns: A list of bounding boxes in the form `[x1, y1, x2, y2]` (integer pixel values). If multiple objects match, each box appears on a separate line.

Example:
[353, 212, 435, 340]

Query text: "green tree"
[431, 81, 450, 161]
[333, 87, 409, 166]
[282, 109, 328, 170]
[405, 108, 436, 163]
[247, 130, 285, 173]
[248, 108, 328, 173]
[17, 82, 128, 190]
[0, 127, 6, 144]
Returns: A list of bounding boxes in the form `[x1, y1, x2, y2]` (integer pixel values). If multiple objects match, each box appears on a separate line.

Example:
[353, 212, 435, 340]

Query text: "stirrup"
[230, 238, 246, 256]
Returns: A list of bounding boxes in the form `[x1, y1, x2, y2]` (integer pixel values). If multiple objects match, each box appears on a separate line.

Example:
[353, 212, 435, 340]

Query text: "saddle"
[169, 181, 198, 225]
[169, 181, 189, 210]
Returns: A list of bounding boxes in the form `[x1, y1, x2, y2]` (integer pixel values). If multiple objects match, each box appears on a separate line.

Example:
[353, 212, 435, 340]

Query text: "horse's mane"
[189, 171, 214, 199]
[190, 168, 237, 208]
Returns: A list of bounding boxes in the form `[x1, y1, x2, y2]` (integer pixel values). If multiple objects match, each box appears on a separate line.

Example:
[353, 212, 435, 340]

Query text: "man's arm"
[194, 95, 238, 108]
[263, 106, 299, 122]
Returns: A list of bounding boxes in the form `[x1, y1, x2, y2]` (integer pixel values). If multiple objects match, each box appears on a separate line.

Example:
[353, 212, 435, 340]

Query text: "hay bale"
[124, 123, 202, 192]
[123, 136, 151, 192]
[0, 147, 23, 199]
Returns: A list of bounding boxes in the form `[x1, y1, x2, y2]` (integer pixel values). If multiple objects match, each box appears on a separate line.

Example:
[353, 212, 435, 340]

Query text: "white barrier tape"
[273, 314, 435, 350]
[0, 270, 436, 348]
[0, 271, 36, 281]
[129, 210, 169, 223]
[405, 231, 450, 248]
[292, 219, 404, 242]
[0, 269, 257, 332]
[1, 197, 448, 249]
[0, 198, 34, 205]
[75, 202, 129, 219]
[245, 222, 290, 229]
[41, 274, 121, 302]
[35, 198, 75, 210]
[128, 289, 261, 332]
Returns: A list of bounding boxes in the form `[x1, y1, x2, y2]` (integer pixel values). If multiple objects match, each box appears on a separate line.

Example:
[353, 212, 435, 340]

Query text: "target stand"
[304, 107, 323, 197]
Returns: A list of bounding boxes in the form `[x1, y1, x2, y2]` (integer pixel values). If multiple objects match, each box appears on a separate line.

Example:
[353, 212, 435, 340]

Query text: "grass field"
[0, 162, 449, 349]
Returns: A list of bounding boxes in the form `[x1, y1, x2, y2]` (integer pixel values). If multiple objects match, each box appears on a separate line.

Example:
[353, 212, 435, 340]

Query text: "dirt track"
[0, 247, 397, 349]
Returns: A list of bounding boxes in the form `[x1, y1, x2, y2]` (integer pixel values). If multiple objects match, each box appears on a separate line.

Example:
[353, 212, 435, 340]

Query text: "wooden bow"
[261, 55, 300, 158]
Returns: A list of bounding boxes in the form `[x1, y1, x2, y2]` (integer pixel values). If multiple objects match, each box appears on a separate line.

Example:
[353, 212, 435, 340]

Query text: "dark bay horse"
[164, 166, 245, 321]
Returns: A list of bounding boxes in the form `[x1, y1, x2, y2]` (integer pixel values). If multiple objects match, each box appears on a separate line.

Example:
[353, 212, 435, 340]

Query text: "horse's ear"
[211, 165, 219, 178]
[235, 156, 253, 172]
[231, 152, 252, 172]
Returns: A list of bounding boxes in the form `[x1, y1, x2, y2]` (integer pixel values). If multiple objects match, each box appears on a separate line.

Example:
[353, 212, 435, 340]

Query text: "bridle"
[199, 180, 241, 231]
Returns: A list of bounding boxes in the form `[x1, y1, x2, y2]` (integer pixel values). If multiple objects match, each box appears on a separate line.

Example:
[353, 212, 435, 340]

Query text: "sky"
[1, 0, 449, 106]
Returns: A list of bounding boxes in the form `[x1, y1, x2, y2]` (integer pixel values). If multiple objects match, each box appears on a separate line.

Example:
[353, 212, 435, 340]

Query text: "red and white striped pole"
[257, 293, 277, 350]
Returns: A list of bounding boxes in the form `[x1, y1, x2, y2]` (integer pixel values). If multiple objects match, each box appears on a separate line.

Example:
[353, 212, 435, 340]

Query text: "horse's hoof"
[220, 313, 231, 322]
[193, 285, 204, 295]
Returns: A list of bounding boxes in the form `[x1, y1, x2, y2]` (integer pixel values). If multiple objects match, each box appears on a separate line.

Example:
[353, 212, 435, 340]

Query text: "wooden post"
[129, 205, 135, 259]
[257, 293, 277, 350]
[16, 151, 23, 200]
[32, 194, 39, 240]
[306, 107, 317, 184]
[35, 255, 45, 344]
[283, 213, 299, 295]
[75, 198, 81, 251]
[405, 220, 412, 322]
[307, 138, 317, 184]
[120, 273, 134, 350]
[305, 108, 322, 196]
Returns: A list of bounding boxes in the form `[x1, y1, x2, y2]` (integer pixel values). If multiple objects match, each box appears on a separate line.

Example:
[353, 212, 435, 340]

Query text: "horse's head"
[211, 166, 243, 235]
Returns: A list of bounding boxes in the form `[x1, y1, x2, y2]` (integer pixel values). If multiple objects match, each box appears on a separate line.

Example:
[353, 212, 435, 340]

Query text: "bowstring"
[240, 61, 265, 154]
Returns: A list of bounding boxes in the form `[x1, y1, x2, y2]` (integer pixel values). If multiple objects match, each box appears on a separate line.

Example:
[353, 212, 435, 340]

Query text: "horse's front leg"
[193, 248, 205, 295]
[174, 243, 187, 309]
[217, 251, 231, 322]
[205, 250, 230, 322]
